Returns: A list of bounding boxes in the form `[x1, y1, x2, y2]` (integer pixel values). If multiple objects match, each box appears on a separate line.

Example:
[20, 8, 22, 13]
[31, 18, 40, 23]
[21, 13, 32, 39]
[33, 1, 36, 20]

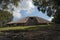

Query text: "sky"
[7, 0, 53, 21]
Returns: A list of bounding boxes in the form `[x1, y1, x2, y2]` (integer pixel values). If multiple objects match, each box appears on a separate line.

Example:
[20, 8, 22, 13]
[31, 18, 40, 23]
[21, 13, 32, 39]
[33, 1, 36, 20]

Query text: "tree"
[0, 0, 20, 10]
[52, 8, 60, 23]
[33, 0, 60, 23]
[0, 10, 13, 27]
[0, 0, 20, 27]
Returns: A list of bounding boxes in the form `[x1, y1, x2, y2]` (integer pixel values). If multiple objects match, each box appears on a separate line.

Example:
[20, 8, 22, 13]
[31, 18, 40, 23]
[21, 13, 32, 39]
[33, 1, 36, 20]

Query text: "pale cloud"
[13, 12, 21, 19]
[7, 3, 22, 19]
[20, 0, 35, 13]
[7, 0, 35, 21]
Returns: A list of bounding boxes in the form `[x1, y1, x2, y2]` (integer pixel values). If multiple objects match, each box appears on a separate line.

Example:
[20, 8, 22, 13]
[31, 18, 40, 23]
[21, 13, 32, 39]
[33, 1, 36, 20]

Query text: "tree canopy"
[0, 10, 13, 27]
[0, 0, 20, 27]
[33, 0, 60, 23]
[0, 0, 20, 11]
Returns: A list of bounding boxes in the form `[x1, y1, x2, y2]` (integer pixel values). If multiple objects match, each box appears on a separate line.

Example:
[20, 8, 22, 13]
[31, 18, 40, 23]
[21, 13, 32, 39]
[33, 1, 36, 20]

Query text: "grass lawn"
[0, 25, 51, 31]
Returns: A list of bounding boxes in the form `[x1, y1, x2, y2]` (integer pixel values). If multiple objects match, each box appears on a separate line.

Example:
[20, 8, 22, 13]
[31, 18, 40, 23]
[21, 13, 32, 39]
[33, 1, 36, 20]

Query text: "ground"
[0, 24, 60, 40]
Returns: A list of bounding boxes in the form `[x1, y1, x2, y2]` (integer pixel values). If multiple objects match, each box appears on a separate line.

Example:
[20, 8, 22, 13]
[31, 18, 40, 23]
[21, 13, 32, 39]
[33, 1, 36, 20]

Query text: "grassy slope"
[0, 25, 51, 31]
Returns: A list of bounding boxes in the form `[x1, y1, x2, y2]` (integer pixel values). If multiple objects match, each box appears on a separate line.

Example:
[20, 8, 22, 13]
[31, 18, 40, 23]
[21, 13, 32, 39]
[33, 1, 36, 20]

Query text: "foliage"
[0, 0, 20, 27]
[0, 0, 20, 10]
[52, 9, 60, 23]
[33, 0, 60, 23]
[0, 10, 13, 27]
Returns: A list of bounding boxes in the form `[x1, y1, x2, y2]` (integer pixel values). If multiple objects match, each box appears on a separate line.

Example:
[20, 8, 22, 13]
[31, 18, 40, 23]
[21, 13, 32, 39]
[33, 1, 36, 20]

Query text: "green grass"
[0, 25, 51, 31]
[0, 26, 33, 31]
